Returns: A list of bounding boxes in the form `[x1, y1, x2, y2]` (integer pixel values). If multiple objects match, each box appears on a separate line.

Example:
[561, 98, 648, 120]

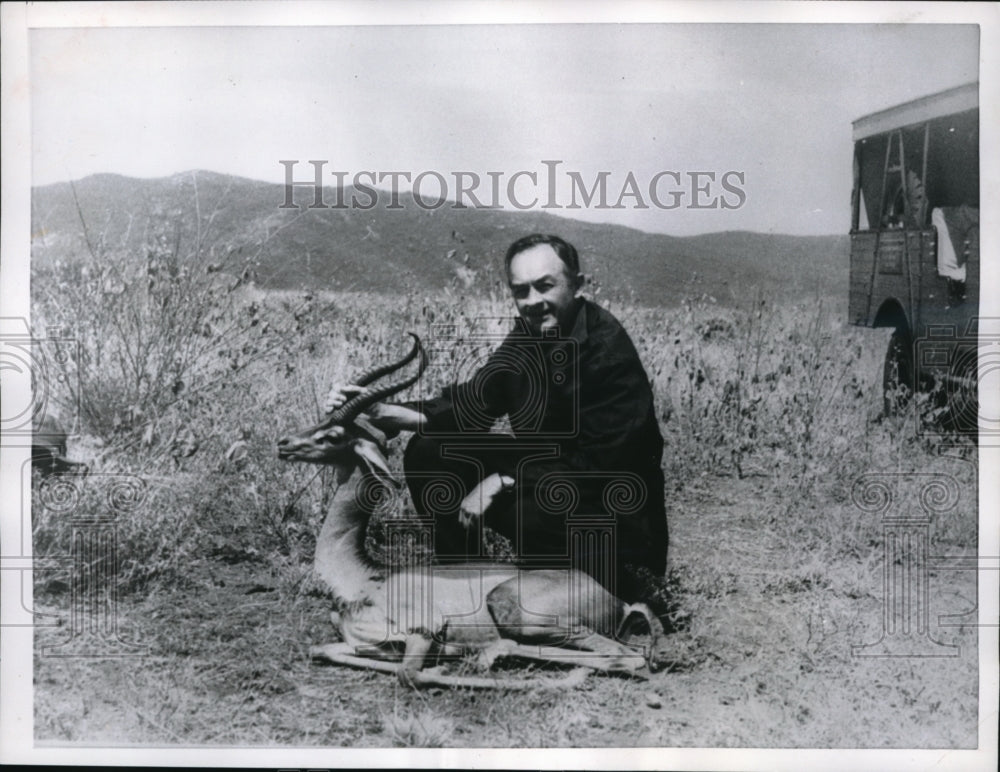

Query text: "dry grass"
[30, 246, 979, 747]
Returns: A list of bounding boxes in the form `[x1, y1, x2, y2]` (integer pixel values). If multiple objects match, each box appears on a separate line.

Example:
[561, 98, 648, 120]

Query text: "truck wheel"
[883, 330, 915, 415]
[943, 350, 979, 437]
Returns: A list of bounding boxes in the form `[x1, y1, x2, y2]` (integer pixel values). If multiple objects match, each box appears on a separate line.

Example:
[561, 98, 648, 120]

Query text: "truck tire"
[883, 329, 915, 415]
[943, 350, 979, 437]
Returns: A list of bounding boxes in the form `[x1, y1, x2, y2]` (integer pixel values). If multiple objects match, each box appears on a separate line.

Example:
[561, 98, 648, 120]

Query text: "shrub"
[31, 206, 977, 596]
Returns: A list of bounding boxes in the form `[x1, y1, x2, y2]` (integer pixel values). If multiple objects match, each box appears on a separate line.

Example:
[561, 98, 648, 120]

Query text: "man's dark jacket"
[410, 298, 668, 577]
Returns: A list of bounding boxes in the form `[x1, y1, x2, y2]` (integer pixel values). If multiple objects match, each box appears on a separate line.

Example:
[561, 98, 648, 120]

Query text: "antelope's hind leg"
[486, 574, 647, 677]
[498, 633, 648, 677]
[310, 642, 404, 676]
[616, 602, 671, 671]
[311, 640, 590, 690]
[309, 635, 435, 686]
[396, 633, 434, 687]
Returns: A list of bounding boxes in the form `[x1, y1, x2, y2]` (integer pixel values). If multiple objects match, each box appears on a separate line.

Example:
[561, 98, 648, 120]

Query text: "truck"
[848, 82, 979, 433]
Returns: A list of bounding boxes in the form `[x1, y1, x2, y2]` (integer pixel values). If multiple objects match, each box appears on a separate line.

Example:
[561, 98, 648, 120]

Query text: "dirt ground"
[32, 470, 979, 749]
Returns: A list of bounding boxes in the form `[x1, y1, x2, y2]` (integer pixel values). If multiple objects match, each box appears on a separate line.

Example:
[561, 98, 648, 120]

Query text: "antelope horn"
[352, 332, 423, 387]
[328, 333, 428, 424]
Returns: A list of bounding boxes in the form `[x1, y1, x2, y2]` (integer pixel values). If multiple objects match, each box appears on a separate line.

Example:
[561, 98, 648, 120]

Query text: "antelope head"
[276, 333, 427, 481]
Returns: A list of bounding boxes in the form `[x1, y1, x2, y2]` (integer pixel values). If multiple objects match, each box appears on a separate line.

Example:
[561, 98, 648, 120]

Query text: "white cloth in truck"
[932, 206, 978, 282]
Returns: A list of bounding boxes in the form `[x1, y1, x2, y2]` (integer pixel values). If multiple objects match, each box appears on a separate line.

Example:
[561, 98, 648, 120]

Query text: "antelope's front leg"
[396, 633, 433, 688]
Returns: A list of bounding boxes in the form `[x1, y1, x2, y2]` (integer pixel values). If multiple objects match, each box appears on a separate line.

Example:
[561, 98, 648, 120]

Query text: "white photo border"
[2, 2, 997, 769]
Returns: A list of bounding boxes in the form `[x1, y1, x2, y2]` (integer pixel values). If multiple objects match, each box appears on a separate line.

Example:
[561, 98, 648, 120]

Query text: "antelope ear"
[353, 439, 396, 484]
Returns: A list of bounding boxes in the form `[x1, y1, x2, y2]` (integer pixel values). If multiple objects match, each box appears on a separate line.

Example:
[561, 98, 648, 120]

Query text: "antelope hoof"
[397, 665, 422, 689]
[477, 639, 514, 671]
[644, 636, 677, 673]
[645, 650, 667, 673]
[310, 642, 352, 663]
[607, 654, 650, 680]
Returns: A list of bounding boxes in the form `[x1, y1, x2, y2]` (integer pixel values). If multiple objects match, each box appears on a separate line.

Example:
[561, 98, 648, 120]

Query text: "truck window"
[854, 108, 977, 234]
[854, 135, 887, 232]
[925, 109, 978, 211]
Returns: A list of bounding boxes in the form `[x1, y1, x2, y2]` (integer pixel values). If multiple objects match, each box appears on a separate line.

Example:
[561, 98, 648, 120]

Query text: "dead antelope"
[277, 334, 665, 689]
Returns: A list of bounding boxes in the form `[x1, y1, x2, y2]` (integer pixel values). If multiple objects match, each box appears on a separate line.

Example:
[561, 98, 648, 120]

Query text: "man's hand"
[325, 386, 426, 438]
[324, 383, 363, 414]
[458, 473, 515, 528]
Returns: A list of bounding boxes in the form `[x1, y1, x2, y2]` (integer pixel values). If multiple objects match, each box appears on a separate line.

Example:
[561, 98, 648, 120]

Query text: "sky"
[29, 20, 980, 236]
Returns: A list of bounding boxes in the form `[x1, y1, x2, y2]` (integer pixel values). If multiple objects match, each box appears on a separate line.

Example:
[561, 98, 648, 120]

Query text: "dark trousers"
[403, 433, 666, 601]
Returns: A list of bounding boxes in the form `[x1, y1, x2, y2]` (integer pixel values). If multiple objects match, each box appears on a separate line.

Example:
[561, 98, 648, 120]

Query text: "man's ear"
[572, 271, 586, 297]
[352, 438, 396, 484]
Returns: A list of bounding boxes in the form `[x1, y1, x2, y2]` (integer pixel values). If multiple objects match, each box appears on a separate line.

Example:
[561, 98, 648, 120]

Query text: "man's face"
[507, 244, 583, 336]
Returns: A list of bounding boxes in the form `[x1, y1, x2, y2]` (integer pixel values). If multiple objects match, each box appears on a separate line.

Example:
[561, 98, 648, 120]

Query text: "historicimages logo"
[278, 160, 747, 212]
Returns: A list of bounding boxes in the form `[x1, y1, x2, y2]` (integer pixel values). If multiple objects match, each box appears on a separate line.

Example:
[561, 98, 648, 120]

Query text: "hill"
[30, 171, 848, 307]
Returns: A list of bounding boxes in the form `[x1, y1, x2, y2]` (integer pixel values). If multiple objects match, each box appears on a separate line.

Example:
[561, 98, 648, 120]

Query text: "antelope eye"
[316, 427, 344, 443]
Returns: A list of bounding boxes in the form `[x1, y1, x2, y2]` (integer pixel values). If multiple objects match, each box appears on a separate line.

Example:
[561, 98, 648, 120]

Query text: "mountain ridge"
[30, 171, 848, 307]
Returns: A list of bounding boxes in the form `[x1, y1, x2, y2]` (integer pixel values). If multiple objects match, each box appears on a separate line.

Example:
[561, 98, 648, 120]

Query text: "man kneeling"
[326, 234, 667, 602]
